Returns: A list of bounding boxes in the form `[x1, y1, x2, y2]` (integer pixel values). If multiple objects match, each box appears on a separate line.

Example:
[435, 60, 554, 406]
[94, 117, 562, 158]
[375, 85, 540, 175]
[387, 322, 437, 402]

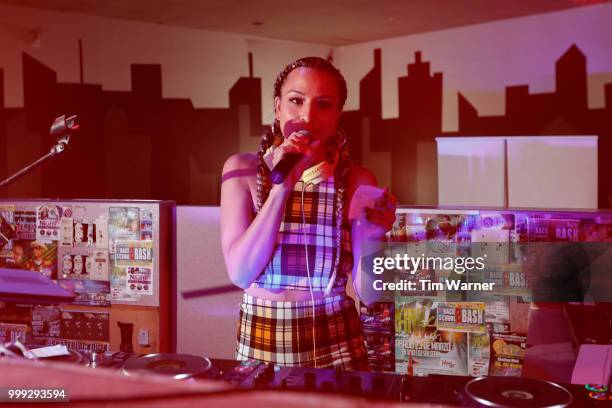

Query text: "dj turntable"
[460, 376, 576, 407]
[121, 353, 220, 380]
[213, 360, 609, 407]
[3, 346, 609, 406]
[28, 351, 612, 406]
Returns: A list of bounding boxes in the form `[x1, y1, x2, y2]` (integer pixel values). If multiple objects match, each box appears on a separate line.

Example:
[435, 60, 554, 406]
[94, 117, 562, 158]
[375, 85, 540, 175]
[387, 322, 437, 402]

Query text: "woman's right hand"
[271, 132, 320, 192]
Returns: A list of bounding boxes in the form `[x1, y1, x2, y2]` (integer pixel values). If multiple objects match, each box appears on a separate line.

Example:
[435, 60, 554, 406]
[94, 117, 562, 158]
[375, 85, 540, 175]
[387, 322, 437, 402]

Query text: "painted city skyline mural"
[0, 45, 610, 207]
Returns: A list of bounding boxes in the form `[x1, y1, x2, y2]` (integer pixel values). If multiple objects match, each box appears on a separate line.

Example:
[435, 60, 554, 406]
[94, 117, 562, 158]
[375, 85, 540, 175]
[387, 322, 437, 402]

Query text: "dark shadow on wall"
[0, 45, 610, 207]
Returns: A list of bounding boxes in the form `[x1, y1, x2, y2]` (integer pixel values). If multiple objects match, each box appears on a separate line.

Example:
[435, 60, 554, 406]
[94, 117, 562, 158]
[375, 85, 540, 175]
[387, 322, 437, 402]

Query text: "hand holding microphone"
[271, 123, 316, 184]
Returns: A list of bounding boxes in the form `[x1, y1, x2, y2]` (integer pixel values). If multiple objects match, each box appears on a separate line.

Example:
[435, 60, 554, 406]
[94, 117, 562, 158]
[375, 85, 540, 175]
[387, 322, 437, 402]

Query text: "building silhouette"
[454, 45, 611, 207]
[342, 45, 611, 207]
[0, 45, 610, 207]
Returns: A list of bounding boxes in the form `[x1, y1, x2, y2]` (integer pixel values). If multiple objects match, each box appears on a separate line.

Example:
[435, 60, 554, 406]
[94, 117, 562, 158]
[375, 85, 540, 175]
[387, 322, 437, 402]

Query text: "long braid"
[333, 132, 352, 284]
[256, 127, 273, 212]
[256, 120, 283, 212]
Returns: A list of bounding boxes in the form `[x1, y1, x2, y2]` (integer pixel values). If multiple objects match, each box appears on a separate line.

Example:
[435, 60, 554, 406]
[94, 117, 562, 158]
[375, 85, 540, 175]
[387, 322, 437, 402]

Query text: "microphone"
[270, 128, 312, 184]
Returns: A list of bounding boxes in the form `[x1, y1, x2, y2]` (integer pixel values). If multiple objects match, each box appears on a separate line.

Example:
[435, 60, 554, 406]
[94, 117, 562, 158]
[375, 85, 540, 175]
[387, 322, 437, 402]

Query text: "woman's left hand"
[360, 188, 397, 238]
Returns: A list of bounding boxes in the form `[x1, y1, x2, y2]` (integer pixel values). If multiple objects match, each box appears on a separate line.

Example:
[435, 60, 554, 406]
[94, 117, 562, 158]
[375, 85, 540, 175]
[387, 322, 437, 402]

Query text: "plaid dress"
[236, 293, 368, 370]
[250, 179, 351, 291]
[236, 178, 367, 369]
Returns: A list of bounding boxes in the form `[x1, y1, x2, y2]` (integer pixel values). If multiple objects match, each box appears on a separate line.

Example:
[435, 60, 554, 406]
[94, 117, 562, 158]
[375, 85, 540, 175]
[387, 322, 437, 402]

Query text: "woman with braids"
[220, 57, 397, 369]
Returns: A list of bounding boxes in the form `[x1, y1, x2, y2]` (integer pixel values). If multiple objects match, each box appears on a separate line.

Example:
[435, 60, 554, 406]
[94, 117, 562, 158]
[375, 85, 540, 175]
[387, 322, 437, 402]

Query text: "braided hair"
[256, 57, 352, 212]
